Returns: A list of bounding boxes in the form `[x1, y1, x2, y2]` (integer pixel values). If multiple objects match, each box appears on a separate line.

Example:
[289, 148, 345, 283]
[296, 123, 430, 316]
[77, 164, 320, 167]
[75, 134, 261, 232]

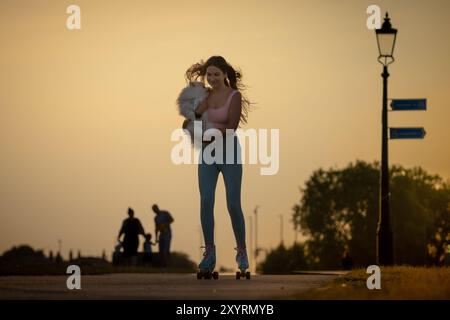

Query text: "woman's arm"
[194, 90, 210, 116]
[227, 91, 242, 129]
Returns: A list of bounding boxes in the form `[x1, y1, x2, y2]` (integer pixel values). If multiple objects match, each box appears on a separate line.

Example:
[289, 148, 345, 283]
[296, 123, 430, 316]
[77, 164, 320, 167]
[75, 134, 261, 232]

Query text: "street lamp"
[375, 12, 397, 266]
[254, 206, 259, 270]
[279, 214, 284, 245]
[376, 13, 398, 66]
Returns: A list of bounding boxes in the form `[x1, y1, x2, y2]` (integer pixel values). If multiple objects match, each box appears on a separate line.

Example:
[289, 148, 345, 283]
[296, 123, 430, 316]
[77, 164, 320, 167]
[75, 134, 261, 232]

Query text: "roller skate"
[197, 244, 219, 280]
[235, 246, 250, 280]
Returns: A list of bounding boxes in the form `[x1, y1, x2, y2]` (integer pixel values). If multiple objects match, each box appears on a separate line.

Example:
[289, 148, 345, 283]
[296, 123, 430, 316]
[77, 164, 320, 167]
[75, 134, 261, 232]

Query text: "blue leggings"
[198, 136, 246, 247]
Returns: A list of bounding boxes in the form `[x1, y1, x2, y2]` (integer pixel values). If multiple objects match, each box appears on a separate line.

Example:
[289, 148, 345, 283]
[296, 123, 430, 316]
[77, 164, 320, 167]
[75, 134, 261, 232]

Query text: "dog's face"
[189, 81, 205, 88]
[180, 82, 207, 100]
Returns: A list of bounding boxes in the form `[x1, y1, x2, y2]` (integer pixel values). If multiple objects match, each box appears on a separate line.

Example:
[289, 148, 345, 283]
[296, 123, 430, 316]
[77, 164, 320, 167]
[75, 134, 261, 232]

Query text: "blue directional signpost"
[374, 13, 427, 266]
[390, 99, 427, 111]
[390, 127, 426, 139]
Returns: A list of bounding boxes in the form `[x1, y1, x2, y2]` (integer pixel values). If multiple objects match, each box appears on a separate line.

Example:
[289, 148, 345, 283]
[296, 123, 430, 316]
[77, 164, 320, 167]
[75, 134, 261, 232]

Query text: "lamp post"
[254, 206, 259, 271]
[279, 214, 284, 246]
[375, 13, 397, 266]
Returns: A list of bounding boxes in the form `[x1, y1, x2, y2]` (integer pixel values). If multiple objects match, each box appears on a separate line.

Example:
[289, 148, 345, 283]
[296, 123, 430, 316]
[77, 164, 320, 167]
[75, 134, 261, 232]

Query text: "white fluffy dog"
[176, 81, 213, 146]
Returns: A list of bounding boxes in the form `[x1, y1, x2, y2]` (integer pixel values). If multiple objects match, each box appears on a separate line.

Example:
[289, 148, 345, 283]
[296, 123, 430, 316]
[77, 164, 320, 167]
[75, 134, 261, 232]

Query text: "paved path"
[0, 273, 344, 300]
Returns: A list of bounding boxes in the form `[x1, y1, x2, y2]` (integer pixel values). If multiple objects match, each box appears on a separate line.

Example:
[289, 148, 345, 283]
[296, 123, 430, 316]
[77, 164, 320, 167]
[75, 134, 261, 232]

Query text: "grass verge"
[293, 266, 450, 300]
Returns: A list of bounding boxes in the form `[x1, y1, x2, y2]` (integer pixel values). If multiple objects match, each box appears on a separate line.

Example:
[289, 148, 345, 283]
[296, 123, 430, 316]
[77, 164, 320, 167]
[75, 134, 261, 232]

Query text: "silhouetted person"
[113, 241, 123, 265]
[143, 233, 156, 266]
[342, 246, 353, 270]
[152, 204, 174, 268]
[118, 207, 146, 265]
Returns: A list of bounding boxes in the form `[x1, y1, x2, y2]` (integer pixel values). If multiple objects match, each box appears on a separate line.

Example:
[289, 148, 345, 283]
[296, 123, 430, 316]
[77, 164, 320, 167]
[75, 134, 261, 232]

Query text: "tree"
[292, 160, 450, 268]
[259, 243, 308, 274]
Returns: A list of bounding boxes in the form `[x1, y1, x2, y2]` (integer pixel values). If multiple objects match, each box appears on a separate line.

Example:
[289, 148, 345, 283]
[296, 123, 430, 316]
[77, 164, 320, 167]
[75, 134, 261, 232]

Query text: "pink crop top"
[206, 90, 238, 129]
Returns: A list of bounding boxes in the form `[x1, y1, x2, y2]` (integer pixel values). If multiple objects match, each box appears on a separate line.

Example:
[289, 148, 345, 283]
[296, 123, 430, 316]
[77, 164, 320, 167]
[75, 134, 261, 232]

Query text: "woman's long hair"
[185, 56, 253, 125]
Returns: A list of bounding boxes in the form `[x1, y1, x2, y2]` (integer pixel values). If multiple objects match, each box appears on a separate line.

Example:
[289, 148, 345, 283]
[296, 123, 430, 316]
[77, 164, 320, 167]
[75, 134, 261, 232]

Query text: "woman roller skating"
[183, 56, 252, 280]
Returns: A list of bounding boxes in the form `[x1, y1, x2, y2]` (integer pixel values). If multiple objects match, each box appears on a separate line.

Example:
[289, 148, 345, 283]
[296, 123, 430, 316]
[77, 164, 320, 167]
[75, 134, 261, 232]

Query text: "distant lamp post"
[375, 13, 397, 266]
[279, 214, 284, 246]
[254, 206, 259, 271]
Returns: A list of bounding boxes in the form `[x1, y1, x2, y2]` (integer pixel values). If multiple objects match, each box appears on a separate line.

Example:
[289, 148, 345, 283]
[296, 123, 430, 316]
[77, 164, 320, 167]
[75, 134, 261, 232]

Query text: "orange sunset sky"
[1, 0, 449, 269]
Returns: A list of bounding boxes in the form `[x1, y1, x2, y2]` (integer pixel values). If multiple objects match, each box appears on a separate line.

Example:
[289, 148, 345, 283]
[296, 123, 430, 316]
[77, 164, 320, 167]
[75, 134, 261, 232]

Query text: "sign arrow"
[390, 99, 427, 111]
[390, 127, 426, 139]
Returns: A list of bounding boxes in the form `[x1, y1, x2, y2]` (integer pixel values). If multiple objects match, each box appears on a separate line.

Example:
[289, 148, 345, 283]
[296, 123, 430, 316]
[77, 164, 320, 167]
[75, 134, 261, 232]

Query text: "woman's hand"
[195, 91, 210, 115]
